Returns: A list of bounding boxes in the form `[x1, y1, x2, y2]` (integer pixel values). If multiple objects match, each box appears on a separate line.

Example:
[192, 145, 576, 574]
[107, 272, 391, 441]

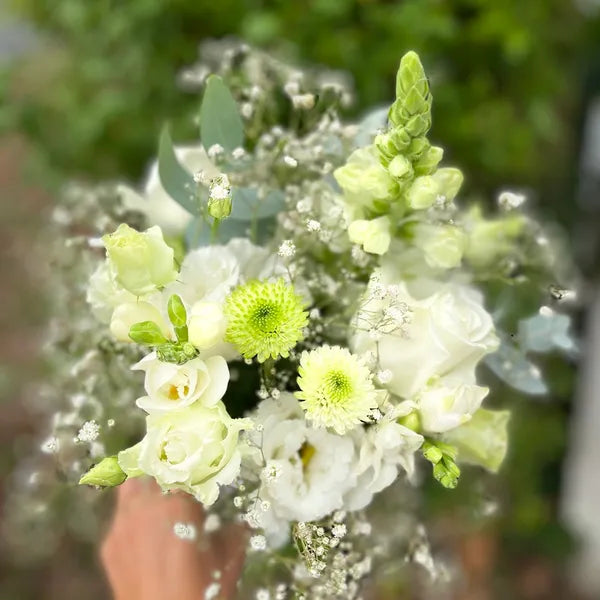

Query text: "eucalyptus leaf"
[158, 126, 198, 214]
[353, 106, 389, 147]
[484, 336, 548, 396]
[230, 188, 285, 221]
[200, 75, 244, 152]
[518, 311, 577, 354]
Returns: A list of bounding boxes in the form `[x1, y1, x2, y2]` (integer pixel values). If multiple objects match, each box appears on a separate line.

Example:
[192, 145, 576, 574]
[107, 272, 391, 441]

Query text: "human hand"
[101, 478, 247, 600]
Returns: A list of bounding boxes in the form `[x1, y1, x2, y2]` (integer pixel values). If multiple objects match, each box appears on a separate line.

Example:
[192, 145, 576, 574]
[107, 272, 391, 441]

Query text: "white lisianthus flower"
[417, 379, 489, 433]
[118, 401, 250, 505]
[344, 402, 424, 511]
[132, 352, 229, 413]
[187, 301, 227, 350]
[102, 224, 178, 296]
[110, 301, 171, 342]
[165, 238, 284, 308]
[296, 345, 379, 434]
[351, 270, 498, 399]
[87, 262, 137, 323]
[249, 394, 357, 546]
[119, 145, 219, 235]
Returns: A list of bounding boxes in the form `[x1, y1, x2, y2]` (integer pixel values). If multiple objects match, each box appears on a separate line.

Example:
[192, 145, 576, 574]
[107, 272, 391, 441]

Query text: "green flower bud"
[398, 410, 421, 433]
[156, 342, 199, 364]
[433, 460, 460, 489]
[129, 321, 169, 346]
[433, 167, 464, 202]
[388, 154, 413, 180]
[422, 441, 443, 464]
[406, 136, 430, 160]
[406, 175, 439, 210]
[207, 174, 232, 219]
[102, 224, 178, 296]
[414, 145, 444, 176]
[79, 456, 127, 487]
[167, 294, 187, 328]
[411, 222, 466, 270]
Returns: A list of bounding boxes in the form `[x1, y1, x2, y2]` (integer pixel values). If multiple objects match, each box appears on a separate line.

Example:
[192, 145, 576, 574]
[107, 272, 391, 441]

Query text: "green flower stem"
[210, 218, 221, 243]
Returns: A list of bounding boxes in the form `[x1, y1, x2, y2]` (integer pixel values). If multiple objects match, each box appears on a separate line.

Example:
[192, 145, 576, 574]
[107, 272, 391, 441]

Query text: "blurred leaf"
[230, 188, 285, 220]
[200, 75, 244, 152]
[158, 126, 198, 215]
[518, 311, 577, 355]
[484, 335, 548, 396]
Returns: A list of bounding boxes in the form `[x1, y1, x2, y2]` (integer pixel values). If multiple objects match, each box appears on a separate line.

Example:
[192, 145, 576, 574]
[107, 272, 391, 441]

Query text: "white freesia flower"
[351, 269, 498, 399]
[417, 379, 489, 433]
[110, 301, 171, 342]
[344, 402, 424, 511]
[119, 145, 219, 235]
[118, 401, 250, 505]
[249, 394, 357, 545]
[132, 352, 229, 413]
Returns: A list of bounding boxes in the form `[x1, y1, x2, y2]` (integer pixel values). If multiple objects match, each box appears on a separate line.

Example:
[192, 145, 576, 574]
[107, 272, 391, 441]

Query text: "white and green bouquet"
[33, 42, 575, 598]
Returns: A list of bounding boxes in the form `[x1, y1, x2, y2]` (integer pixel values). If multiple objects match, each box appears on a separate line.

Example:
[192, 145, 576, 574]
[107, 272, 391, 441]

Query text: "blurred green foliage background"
[0, 1, 594, 598]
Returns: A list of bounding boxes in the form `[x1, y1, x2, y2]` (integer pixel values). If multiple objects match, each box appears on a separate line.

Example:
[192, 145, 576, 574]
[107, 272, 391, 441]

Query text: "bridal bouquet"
[57, 44, 573, 598]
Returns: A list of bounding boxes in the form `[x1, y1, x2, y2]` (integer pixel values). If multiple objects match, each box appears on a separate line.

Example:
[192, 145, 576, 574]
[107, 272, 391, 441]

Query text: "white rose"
[351, 272, 498, 399]
[118, 401, 250, 505]
[87, 262, 136, 323]
[344, 402, 424, 511]
[187, 301, 227, 350]
[132, 352, 229, 413]
[417, 380, 489, 433]
[120, 145, 219, 235]
[110, 301, 171, 342]
[249, 394, 357, 545]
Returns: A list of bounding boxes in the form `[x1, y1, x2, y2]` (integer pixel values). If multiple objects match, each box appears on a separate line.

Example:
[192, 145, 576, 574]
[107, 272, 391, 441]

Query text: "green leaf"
[158, 126, 198, 215]
[230, 188, 285, 221]
[200, 75, 244, 152]
[79, 456, 127, 487]
[167, 294, 187, 328]
[129, 321, 168, 346]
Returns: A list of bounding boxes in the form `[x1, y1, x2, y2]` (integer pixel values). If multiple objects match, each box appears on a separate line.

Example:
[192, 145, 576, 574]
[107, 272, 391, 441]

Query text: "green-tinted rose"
[102, 224, 178, 296]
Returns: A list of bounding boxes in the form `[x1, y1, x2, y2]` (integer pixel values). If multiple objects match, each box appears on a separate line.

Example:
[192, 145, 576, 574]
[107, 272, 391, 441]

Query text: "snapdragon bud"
[388, 154, 413, 180]
[79, 456, 127, 487]
[413, 145, 444, 176]
[348, 216, 392, 255]
[433, 168, 464, 202]
[406, 175, 439, 210]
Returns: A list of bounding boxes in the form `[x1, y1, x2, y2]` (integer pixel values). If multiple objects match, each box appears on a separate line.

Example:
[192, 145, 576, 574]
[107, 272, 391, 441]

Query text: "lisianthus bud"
[411, 222, 466, 270]
[102, 224, 178, 296]
[348, 216, 392, 255]
[443, 408, 510, 473]
[207, 174, 232, 219]
[188, 301, 227, 350]
[406, 175, 439, 210]
[79, 456, 127, 487]
[110, 301, 170, 343]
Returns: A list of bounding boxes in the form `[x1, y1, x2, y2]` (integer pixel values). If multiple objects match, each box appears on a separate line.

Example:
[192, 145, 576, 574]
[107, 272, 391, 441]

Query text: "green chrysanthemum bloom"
[296, 345, 379, 435]
[224, 279, 308, 362]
